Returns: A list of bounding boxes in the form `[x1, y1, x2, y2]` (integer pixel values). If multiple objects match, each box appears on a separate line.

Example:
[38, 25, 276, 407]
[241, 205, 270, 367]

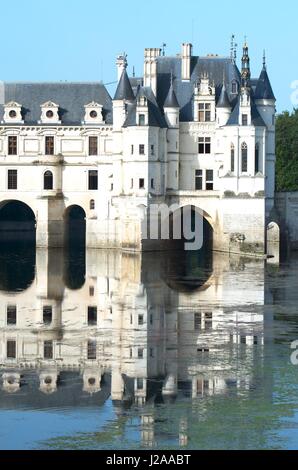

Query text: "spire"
[217, 82, 231, 108]
[164, 77, 179, 108]
[113, 68, 135, 101]
[255, 56, 275, 101]
[241, 40, 251, 88]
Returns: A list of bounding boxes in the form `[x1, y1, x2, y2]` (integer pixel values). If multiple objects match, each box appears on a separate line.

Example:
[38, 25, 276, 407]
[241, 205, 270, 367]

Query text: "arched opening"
[63, 205, 86, 289]
[267, 222, 280, 263]
[44, 171, 53, 190]
[64, 205, 86, 248]
[0, 200, 36, 245]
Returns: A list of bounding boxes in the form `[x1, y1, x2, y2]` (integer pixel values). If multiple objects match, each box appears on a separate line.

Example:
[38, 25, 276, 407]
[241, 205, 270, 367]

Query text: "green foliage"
[276, 109, 298, 191]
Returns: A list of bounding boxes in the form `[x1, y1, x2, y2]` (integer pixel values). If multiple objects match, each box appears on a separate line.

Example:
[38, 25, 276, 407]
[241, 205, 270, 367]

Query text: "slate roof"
[217, 83, 231, 108]
[254, 66, 275, 100]
[114, 68, 135, 101]
[164, 83, 180, 108]
[155, 55, 241, 121]
[227, 94, 266, 127]
[0, 82, 113, 125]
[123, 86, 167, 128]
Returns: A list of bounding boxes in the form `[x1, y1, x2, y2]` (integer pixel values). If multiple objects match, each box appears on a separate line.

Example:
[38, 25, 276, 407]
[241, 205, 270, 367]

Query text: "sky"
[1, 0, 298, 112]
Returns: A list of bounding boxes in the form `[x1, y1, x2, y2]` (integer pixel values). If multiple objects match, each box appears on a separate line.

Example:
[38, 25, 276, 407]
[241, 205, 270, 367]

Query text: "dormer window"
[40, 101, 60, 124]
[138, 114, 145, 126]
[198, 103, 211, 122]
[231, 81, 238, 94]
[84, 102, 103, 124]
[3, 102, 23, 124]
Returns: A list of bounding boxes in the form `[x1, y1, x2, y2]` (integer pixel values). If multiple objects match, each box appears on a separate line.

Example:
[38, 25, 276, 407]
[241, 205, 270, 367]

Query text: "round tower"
[164, 80, 180, 191]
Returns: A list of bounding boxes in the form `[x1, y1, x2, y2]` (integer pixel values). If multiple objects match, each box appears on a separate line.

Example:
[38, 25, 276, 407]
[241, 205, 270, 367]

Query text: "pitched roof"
[114, 68, 135, 101]
[0, 82, 113, 125]
[217, 83, 231, 108]
[123, 86, 167, 128]
[227, 94, 266, 127]
[164, 83, 179, 108]
[155, 55, 241, 121]
[254, 67, 275, 100]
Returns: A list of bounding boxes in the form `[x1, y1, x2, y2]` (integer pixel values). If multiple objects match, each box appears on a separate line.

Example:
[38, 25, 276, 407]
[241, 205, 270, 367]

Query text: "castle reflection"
[0, 247, 267, 447]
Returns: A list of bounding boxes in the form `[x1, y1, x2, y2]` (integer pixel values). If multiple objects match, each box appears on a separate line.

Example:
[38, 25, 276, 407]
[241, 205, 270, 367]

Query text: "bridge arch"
[0, 200, 36, 244]
[64, 204, 86, 248]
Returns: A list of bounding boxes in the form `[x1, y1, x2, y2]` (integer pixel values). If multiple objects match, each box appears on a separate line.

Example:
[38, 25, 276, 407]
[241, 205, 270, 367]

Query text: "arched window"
[44, 171, 53, 190]
[90, 199, 95, 210]
[255, 143, 260, 173]
[231, 143, 235, 173]
[241, 143, 248, 173]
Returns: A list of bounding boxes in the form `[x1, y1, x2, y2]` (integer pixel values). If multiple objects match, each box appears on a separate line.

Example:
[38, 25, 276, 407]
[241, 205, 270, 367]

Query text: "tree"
[276, 109, 298, 191]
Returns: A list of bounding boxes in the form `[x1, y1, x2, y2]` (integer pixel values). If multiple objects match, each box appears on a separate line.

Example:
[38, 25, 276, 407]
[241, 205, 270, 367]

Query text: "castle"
[0, 41, 277, 255]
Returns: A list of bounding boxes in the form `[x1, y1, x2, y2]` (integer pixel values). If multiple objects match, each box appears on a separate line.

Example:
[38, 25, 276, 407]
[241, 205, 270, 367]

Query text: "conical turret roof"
[114, 68, 135, 101]
[217, 83, 231, 108]
[164, 83, 179, 108]
[255, 66, 275, 100]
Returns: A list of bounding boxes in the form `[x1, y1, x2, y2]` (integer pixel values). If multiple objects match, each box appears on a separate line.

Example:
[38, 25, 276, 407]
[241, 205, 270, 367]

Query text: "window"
[7, 340, 16, 359]
[138, 315, 144, 326]
[139, 178, 145, 189]
[151, 144, 155, 156]
[241, 142, 248, 173]
[231, 143, 235, 173]
[8, 170, 17, 190]
[44, 171, 53, 190]
[150, 348, 154, 358]
[195, 170, 203, 190]
[87, 340, 97, 360]
[151, 178, 154, 189]
[7, 306, 17, 326]
[137, 378, 144, 390]
[272, 115, 275, 126]
[89, 136, 98, 156]
[138, 114, 145, 126]
[138, 348, 144, 359]
[255, 143, 260, 173]
[198, 137, 211, 154]
[89, 286, 95, 297]
[88, 170, 98, 190]
[139, 144, 145, 155]
[194, 313, 201, 330]
[45, 136, 54, 155]
[130, 178, 134, 189]
[206, 170, 214, 190]
[231, 81, 238, 94]
[8, 136, 17, 155]
[90, 199, 95, 210]
[44, 341, 53, 359]
[88, 306, 97, 326]
[242, 114, 248, 126]
[43, 306, 52, 325]
[198, 103, 211, 122]
[131, 145, 134, 155]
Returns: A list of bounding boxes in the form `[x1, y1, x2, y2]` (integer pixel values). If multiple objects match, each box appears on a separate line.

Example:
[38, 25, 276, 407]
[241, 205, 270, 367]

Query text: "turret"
[216, 82, 231, 126]
[255, 52, 276, 127]
[239, 42, 252, 126]
[164, 79, 180, 191]
[164, 79, 180, 128]
[113, 67, 135, 129]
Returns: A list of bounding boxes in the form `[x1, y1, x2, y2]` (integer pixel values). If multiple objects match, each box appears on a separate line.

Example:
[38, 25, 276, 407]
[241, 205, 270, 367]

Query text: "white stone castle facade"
[0, 42, 276, 254]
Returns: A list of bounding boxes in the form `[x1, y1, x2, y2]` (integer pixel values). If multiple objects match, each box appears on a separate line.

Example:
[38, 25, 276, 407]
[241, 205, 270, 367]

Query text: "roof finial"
[230, 34, 235, 62]
[263, 50, 266, 69]
[170, 71, 173, 87]
[133, 66, 135, 78]
[162, 43, 167, 57]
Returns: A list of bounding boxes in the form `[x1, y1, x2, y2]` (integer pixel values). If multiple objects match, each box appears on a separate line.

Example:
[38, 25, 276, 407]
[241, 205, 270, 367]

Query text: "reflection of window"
[43, 306, 52, 325]
[195, 170, 203, 190]
[139, 178, 145, 189]
[88, 306, 97, 326]
[231, 143, 235, 172]
[138, 348, 144, 359]
[90, 199, 95, 210]
[139, 144, 145, 155]
[137, 378, 143, 390]
[198, 103, 211, 122]
[206, 170, 214, 190]
[241, 142, 248, 173]
[205, 312, 213, 330]
[151, 144, 154, 155]
[151, 178, 154, 189]
[7, 306, 17, 326]
[138, 315, 144, 326]
[194, 313, 201, 330]
[44, 171, 53, 190]
[87, 340, 97, 360]
[44, 341, 53, 359]
[7, 340, 16, 359]
[198, 137, 211, 154]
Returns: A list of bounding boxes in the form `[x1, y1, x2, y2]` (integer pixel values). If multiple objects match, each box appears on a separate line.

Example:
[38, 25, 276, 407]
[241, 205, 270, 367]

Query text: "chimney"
[116, 53, 128, 81]
[144, 48, 161, 96]
[181, 43, 193, 81]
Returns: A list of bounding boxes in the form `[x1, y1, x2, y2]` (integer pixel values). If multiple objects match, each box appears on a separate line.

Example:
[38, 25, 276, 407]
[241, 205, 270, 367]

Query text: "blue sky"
[1, 0, 297, 112]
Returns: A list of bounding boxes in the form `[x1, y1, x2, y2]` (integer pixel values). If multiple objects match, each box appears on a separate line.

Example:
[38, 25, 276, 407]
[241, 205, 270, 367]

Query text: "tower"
[164, 77, 180, 191]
